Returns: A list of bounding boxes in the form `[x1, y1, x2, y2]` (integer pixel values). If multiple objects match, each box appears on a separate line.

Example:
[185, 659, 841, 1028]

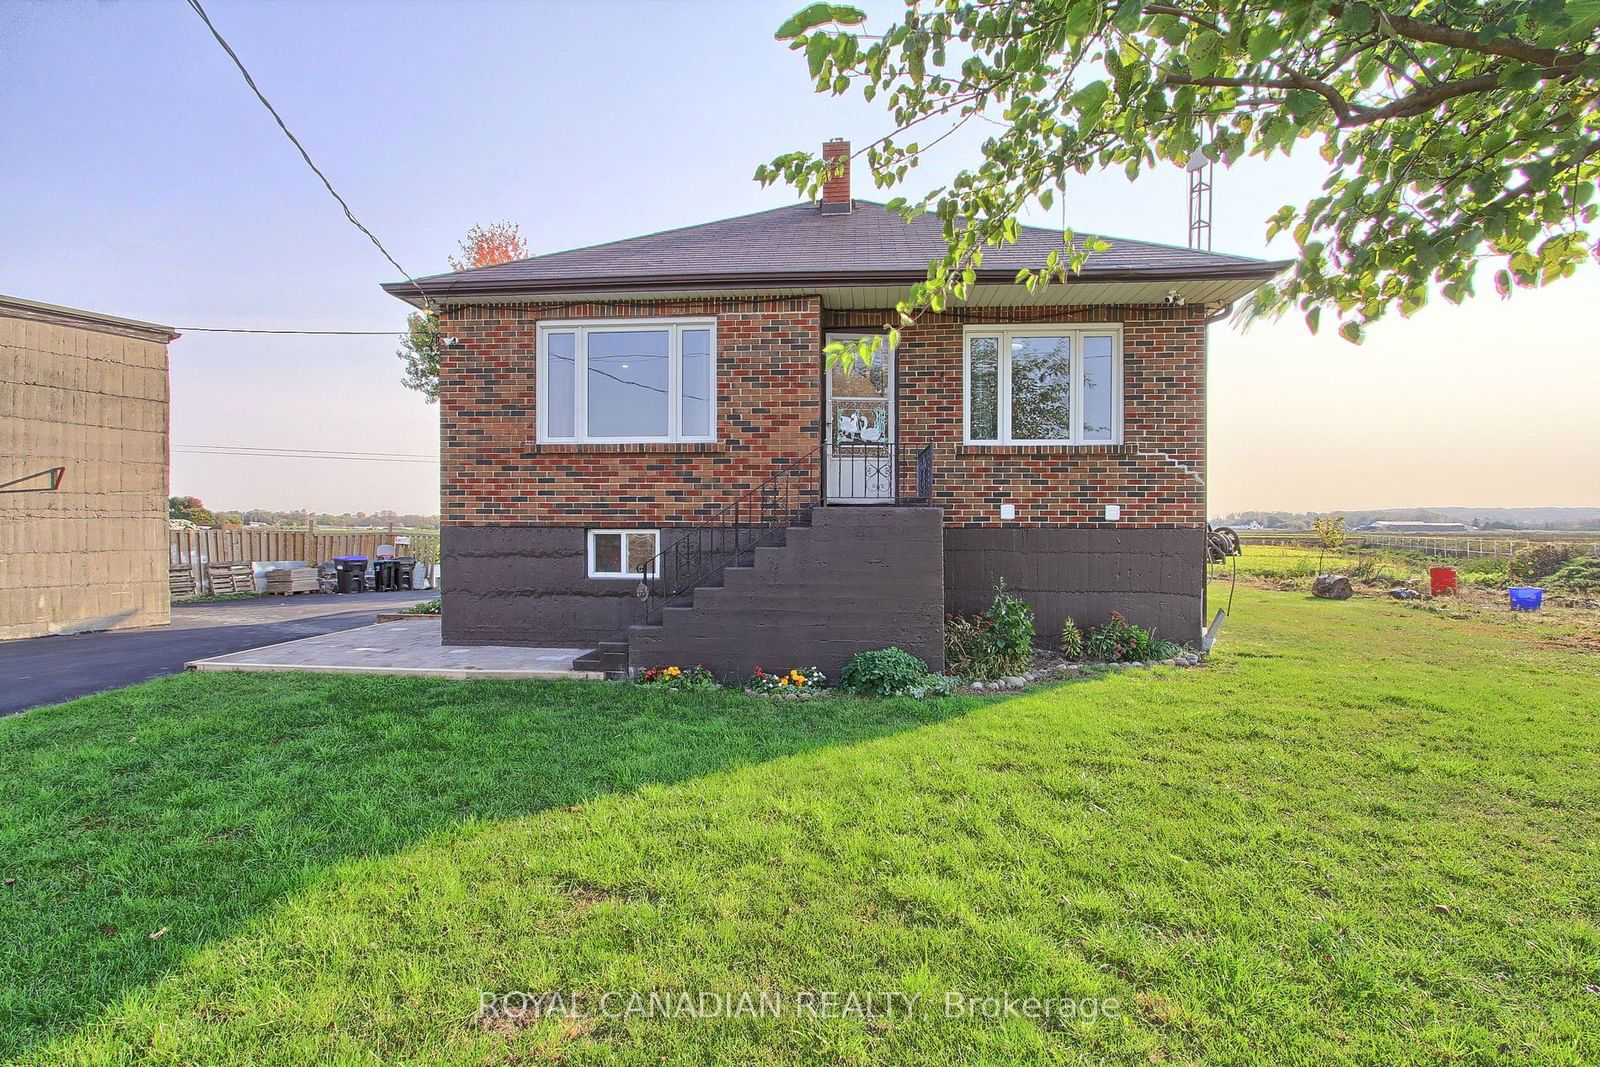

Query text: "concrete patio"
[186, 618, 603, 681]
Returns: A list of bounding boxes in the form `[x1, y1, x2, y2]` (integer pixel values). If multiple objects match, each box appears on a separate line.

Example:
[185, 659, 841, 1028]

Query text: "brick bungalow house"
[384, 141, 1285, 678]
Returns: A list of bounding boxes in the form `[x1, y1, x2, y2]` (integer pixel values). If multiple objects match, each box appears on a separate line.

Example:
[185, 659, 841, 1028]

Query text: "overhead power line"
[175, 445, 439, 465]
[183, 0, 431, 305]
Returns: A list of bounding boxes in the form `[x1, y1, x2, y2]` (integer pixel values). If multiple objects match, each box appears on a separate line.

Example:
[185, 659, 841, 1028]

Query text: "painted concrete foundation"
[441, 525, 643, 647]
[945, 526, 1206, 645]
[444, 516, 1203, 665]
[629, 506, 946, 680]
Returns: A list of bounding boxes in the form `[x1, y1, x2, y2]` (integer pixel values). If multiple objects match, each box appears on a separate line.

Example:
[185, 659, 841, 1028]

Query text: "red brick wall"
[437, 297, 821, 525]
[827, 305, 1208, 528]
[438, 298, 1206, 530]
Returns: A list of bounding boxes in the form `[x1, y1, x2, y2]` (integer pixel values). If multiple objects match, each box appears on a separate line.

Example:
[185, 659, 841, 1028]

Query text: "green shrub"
[1084, 611, 1159, 663]
[1151, 639, 1186, 661]
[944, 614, 992, 678]
[1059, 617, 1083, 660]
[1544, 554, 1600, 592]
[402, 597, 442, 615]
[1509, 543, 1584, 582]
[985, 580, 1035, 672]
[944, 580, 1035, 679]
[839, 647, 930, 696]
[1457, 557, 1509, 588]
[906, 673, 958, 699]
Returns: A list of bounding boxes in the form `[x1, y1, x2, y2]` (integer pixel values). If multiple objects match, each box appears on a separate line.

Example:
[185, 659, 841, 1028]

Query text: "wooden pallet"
[168, 566, 196, 597]
[205, 561, 256, 595]
[265, 566, 321, 595]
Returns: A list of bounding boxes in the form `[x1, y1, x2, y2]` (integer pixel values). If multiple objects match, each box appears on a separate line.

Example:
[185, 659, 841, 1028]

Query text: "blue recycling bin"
[1508, 587, 1544, 612]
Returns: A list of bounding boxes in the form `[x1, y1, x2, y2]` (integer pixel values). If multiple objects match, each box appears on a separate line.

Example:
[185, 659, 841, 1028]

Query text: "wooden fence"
[169, 528, 441, 595]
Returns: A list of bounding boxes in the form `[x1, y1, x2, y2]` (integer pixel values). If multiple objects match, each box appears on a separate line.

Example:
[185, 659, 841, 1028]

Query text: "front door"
[825, 333, 894, 502]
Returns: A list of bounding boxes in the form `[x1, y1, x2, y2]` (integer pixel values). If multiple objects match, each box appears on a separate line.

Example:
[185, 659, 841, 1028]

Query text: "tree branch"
[1348, 4, 1585, 70]
[1167, 69, 1531, 127]
[1165, 72, 1361, 124]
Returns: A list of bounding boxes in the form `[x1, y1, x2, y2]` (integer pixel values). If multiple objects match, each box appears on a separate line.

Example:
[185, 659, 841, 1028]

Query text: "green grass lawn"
[2, 585, 1597, 1064]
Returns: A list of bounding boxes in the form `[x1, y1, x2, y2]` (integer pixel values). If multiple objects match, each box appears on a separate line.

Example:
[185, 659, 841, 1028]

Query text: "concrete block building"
[0, 294, 177, 639]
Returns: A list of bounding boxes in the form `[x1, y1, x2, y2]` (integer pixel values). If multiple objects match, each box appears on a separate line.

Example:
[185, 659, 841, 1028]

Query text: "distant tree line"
[169, 497, 438, 530]
[1214, 508, 1600, 532]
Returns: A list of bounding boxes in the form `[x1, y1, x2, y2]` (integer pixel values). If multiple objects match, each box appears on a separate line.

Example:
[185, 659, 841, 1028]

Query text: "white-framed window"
[587, 529, 659, 579]
[537, 318, 716, 444]
[962, 325, 1123, 445]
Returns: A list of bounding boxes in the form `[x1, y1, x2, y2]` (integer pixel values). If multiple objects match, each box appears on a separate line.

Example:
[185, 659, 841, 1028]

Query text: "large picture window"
[538, 319, 716, 443]
[963, 326, 1122, 445]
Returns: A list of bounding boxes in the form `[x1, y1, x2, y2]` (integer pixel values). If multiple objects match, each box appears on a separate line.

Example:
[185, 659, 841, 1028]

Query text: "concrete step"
[573, 640, 630, 679]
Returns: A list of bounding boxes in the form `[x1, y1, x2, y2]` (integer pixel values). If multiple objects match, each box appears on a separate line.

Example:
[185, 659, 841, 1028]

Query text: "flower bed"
[745, 666, 827, 696]
[637, 665, 718, 692]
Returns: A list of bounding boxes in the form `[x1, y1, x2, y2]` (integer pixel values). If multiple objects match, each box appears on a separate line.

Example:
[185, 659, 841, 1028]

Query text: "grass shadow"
[0, 670, 980, 1060]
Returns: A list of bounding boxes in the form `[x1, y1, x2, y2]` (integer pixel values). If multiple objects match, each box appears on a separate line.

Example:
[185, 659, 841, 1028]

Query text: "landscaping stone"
[1312, 574, 1354, 599]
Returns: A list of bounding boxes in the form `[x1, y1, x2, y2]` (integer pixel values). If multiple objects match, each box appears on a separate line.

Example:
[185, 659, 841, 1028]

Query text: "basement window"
[587, 529, 659, 579]
[538, 319, 716, 443]
[963, 326, 1123, 445]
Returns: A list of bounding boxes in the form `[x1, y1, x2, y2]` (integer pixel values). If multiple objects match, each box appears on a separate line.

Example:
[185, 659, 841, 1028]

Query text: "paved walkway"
[0, 591, 432, 716]
[187, 618, 601, 680]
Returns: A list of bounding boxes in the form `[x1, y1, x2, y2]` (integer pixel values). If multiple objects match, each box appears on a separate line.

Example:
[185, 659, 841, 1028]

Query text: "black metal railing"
[912, 441, 933, 502]
[635, 441, 936, 625]
[820, 440, 934, 504]
[637, 446, 821, 624]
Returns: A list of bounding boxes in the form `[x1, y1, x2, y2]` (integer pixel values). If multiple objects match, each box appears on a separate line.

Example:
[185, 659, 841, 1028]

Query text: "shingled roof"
[383, 201, 1286, 304]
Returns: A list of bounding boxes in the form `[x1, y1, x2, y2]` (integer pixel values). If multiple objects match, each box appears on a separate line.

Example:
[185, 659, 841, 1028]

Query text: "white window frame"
[962, 324, 1124, 446]
[586, 528, 659, 579]
[537, 317, 717, 444]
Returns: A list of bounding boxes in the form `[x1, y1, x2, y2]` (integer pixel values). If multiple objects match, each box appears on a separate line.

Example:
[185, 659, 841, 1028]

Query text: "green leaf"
[776, 3, 864, 40]
[806, 33, 833, 78]
[1338, 321, 1365, 345]
[1247, 27, 1280, 62]
[1188, 31, 1224, 78]
[1072, 80, 1110, 130]
[1152, 14, 1187, 45]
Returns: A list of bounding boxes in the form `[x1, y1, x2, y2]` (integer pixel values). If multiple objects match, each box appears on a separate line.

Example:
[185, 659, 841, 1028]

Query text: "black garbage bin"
[333, 555, 367, 593]
[372, 558, 397, 592]
[393, 557, 417, 589]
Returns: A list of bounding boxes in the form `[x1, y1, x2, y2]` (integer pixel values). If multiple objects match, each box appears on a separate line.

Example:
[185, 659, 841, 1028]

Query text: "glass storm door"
[825, 334, 894, 502]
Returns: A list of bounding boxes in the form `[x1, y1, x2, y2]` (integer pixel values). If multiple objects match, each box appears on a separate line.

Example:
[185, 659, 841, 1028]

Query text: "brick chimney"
[820, 138, 851, 215]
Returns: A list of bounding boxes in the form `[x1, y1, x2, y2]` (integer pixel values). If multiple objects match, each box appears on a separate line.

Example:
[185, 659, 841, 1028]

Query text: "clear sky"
[3, 0, 1596, 517]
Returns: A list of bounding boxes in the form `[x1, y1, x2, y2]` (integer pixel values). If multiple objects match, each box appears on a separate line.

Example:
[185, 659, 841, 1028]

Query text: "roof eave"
[381, 261, 1292, 307]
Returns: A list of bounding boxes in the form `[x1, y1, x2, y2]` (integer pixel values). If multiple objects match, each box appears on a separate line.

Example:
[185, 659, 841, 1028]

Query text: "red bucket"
[1430, 567, 1457, 596]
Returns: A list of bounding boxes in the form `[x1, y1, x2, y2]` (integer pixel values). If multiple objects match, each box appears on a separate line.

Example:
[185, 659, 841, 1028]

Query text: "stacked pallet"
[265, 566, 321, 595]
[169, 566, 196, 598]
[205, 561, 256, 595]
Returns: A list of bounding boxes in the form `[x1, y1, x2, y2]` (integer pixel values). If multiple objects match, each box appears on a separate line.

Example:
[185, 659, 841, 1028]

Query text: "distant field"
[1235, 530, 1600, 562]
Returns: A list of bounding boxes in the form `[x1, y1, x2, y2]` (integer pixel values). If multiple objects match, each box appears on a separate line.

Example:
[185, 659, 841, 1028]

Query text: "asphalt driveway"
[0, 591, 433, 716]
